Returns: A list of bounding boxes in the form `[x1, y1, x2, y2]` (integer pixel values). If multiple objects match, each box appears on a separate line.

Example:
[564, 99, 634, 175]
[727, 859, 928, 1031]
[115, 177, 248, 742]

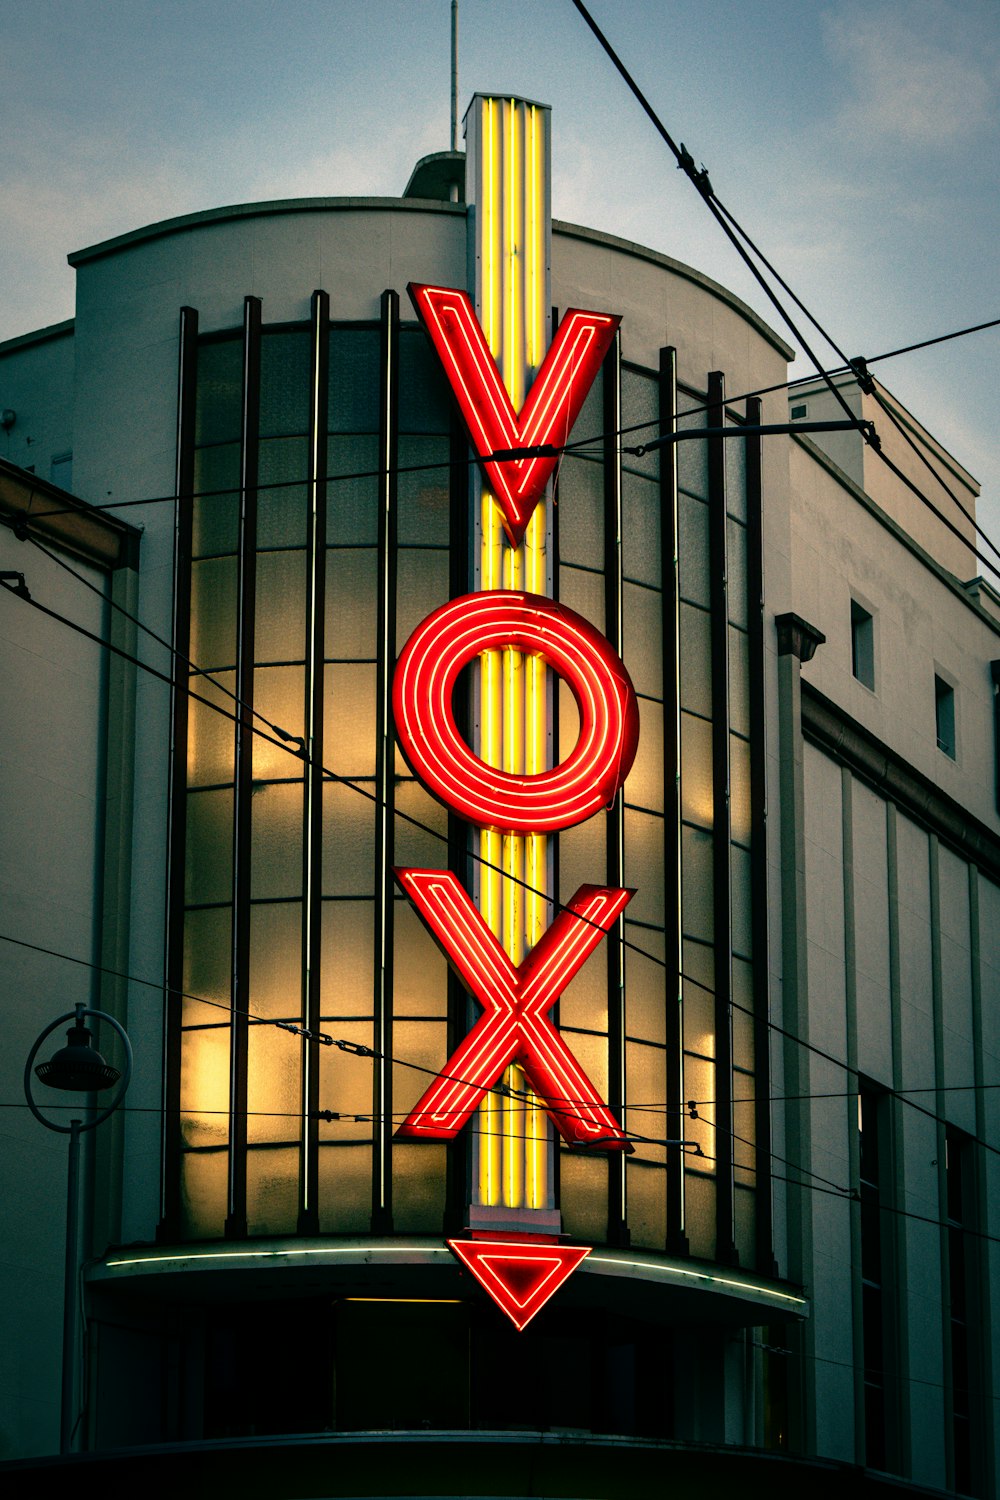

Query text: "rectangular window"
[790, 403, 807, 420]
[851, 601, 875, 690]
[935, 675, 956, 757]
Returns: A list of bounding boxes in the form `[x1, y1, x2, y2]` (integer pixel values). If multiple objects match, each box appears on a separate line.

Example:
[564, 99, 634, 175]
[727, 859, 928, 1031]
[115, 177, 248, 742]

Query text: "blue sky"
[2, 0, 998, 558]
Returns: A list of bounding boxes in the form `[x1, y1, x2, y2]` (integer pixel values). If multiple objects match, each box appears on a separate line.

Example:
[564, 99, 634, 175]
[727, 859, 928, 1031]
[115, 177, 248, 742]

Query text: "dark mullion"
[550, 307, 562, 1214]
[660, 346, 689, 1257]
[299, 291, 329, 1235]
[445, 395, 471, 1233]
[707, 369, 736, 1265]
[371, 289, 399, 1234]
[160, 304, 199, 1241]
[745, 394, 776, 1275]
[603, 332, 628, 1247]
[226, 295, 261, 1240]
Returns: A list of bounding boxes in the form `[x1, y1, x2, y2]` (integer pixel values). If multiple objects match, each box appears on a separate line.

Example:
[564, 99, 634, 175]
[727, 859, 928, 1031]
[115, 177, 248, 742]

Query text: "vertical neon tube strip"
[523, 103, 550, 1208]
[466, 95, 552, 1210]
[479, 95, 503, 1204]
[501, 98, 526, 1210]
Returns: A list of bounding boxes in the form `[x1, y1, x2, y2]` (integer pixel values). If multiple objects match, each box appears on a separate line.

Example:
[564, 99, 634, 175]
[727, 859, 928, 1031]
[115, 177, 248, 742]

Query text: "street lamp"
[24, 1005, 132, 1454]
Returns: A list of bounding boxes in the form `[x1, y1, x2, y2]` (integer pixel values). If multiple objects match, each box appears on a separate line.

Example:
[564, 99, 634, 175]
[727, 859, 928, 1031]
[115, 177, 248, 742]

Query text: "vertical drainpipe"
[774, 609, 825, 1453]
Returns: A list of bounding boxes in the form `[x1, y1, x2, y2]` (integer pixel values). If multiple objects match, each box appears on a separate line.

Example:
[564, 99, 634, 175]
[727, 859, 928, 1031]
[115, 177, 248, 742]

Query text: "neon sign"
[392, 284, 632, 1167]
[393, 869, 633, 1147]
[408, 283, 619, 546]
[447, 1237, 592, 1331]
[393, 591, 639, 833]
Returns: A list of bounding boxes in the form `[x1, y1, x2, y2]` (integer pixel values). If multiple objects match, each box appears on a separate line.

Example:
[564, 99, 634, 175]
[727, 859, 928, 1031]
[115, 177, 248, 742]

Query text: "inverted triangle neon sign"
[408, 283, 620, 546]
[448, 1236, 591, 1331]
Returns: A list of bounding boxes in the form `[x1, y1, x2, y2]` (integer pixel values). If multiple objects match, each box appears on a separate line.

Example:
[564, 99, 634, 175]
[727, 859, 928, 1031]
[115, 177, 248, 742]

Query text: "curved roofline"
[66, 196, 793, 359]
[67, 197, 466, 266]
[552, 219, 793, 360]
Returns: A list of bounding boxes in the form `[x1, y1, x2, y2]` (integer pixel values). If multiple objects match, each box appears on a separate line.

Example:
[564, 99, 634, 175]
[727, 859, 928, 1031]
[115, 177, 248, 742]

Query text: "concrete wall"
[790, 437, 999, 835]
[0, 532, 108, 1458]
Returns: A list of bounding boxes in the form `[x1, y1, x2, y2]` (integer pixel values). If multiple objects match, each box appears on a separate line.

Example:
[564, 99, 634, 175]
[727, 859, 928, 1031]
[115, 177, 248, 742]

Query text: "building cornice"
[0, 458, 138, 571]
[802, 682, 1000, 880]
[792, 432, 999, 636]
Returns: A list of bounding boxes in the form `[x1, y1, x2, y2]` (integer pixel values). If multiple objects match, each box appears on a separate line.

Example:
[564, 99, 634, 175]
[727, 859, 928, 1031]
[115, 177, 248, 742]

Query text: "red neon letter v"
[393, 868, 633, 1151]
[408, 284, 620, 546]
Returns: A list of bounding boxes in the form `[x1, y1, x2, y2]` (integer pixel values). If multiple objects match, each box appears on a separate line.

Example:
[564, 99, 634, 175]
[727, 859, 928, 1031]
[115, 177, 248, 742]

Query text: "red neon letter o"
[393, 591, 639, 833]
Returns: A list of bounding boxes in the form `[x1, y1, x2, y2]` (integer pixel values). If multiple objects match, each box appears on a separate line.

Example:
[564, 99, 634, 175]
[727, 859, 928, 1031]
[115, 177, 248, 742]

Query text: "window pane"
[322, 781, 375, 896]
[622, 471, 660, 588]
[180, 1026, 230, 1147]
[679, 492, 710, 607]
[196, 338, 241, 446]
[255, 550, 307, 663]
[320, 899, 374, 1017]
[187, 670, 236, 788]
[246, 1146, 299, 1235]
[258, 437, 308, 548]
[396, 547, 449, 651]
[625, 697, 664, 812]
[394, 901, 448, 1017]
[180, 1148, 228, 1238]
[557, 455, 603, 569]
[398, 326, 452, 433]
[252, 665, 304, 781]
[247, 1024, 301, 1143]
[193, 443, 239, 558]
[249, 900, 302, 1020]
[191, 556, 238, 671]
[318, 1144, 372, 1232]
[183, 906, 232, 1025]
[328, 328, 380, 433]
[326, 547, 377, 658]
[324, 662, 377, 777]
[397, 435, 450, 545]
[327, 435, 379, 544]
[259, 330, 310, 439]
[250, 782, 303, 900]
[185, 787, 233, 905]
[622, 582, 662, 699]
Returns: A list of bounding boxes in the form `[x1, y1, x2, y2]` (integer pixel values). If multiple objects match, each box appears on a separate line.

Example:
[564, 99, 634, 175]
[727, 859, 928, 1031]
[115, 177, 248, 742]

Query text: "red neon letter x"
[394, 869, 634, 1150]
[409, 283, 620, 547]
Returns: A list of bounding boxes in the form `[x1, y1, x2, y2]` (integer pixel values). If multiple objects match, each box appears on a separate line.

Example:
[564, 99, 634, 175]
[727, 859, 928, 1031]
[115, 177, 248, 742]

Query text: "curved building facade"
[1, 93, 998, 1499]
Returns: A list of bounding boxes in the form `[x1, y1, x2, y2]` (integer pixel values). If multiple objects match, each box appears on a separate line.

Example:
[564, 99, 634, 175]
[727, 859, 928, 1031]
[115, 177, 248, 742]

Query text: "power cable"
[5, 503, 1000, 1160]
[566, 0, 1000, 578]
[567, 0, 859, 430]
[8, 339, 1000, 584]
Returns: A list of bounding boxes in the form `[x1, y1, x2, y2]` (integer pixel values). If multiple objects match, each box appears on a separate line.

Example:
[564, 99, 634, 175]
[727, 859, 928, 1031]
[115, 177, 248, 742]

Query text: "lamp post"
[24, 1004, 133, 1454]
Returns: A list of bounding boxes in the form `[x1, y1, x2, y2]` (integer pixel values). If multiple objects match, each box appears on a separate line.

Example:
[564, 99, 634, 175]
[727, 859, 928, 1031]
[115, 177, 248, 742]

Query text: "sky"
[2, 0, 998, 562]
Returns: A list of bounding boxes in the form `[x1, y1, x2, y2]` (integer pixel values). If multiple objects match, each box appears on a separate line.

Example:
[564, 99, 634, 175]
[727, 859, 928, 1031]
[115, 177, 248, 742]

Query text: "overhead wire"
[3, 311, 996, 549]
[4, 524, 1000, 1166]
[566, 0, 1000, 581]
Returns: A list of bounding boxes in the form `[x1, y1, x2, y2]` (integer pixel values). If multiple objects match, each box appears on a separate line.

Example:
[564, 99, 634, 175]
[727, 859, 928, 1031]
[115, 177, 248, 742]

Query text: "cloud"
[823, 1, 995, 146]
